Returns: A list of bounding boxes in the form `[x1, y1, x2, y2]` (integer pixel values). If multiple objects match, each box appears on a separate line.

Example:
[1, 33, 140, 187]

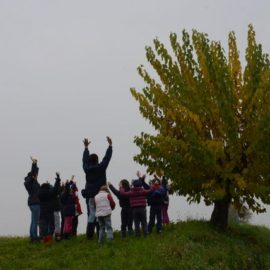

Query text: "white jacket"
[95, 191, 114, 217]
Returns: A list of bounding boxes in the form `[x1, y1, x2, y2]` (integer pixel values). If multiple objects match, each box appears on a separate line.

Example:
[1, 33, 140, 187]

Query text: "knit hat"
[133, 179, 142, 187]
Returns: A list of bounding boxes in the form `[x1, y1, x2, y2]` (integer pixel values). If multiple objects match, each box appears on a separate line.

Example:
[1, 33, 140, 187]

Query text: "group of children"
[24, 157, 82, 243]
[24, 149, 171, 244]
[92, 171, 171, 242]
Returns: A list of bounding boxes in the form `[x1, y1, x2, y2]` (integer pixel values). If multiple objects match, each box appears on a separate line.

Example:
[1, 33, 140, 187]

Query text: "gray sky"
[0, 0, 270, 236]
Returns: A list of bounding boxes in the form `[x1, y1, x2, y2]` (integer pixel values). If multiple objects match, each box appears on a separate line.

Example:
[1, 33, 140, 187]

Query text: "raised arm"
[108, 182, 120, 199]
[30, 156, 39, 177]
[82, 138, 91, 172]
[139, 174, 150, 190]
[54, 172, 61, 194]
[99, 137, 113, 170]
[24, 158, 39, 189]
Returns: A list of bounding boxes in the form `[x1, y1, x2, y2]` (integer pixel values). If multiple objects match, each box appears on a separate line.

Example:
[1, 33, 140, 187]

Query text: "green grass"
[1, 221, 270, 270]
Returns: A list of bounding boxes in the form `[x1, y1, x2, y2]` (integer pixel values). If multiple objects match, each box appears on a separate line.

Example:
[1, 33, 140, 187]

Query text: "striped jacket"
[120, 187, 152, 208]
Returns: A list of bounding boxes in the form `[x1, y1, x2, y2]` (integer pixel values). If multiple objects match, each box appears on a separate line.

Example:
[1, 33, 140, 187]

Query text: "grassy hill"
[0, 220, 270, 270]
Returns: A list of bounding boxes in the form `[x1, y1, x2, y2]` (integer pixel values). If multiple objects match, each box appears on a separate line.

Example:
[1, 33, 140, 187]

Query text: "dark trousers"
[72, 216, 78, 236]
[86, 222, 100, 239]
[121, 207, 133, 237]
[148, 205, 162, 233]
[39, 213, 54, 238]
[132, 207, 147, 237]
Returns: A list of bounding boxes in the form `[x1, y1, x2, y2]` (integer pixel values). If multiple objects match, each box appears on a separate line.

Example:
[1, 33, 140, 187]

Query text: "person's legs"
[139, 207, 148, 236]
[72, 216, 78, 236]
[104, 215, 113, 240]
[98, 216, 106, 243]
[127, 207, 134, 236]
[121, 208, 127, 237]
[156, 206, 162, 233]
[87, 198, 96, 239]
[86, 198, 90, 216]
[54, 211, 61, 236]
[61, 210, 65, 236]
[29, 204, 40, 240]
[39, 217, 47, 239]
[148, 206, 155, 233]
[95, 218, 100, 238]
[133, 208, 140, 237]
[48, 212, 55, 236]
[162, 205, 169, 225]
[63, 216, 73, 238]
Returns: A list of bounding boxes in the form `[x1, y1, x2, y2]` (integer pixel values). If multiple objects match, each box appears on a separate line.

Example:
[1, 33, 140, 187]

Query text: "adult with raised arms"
[24, 156, 40, 243]
[82, 136, 113, 239]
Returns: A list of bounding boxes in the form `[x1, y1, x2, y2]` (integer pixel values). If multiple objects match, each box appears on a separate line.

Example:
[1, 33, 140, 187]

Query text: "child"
[52, 173, 62, 241]
[61, 181, 76, 238]
[120, 175, 152, 237]
[70, 176, 83, 236]
[94, 185, 115, 243]
[38, 175, 61, 243]
[146, 176, 166, 233]
[108, 180, 133, 237]
[161, 175, 171, 225]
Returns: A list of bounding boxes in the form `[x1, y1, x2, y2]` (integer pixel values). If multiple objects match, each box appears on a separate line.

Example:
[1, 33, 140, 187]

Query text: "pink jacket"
[120, 187, 152, 208]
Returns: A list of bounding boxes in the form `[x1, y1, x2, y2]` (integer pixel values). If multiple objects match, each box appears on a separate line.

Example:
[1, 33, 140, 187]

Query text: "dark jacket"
[109, 184, 131, 208]
[142, 178, 166, 206]
[61, 182, 76, 217]
[24, 162, 40, 206]
[38, 178, 61, 218]
[52, 176, 61, 211]
[82, 145, 112, 198]
[147, 185, 166, 206]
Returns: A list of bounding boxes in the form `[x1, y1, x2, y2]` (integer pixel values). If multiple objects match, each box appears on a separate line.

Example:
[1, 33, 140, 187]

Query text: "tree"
[130, 25, 270, 229]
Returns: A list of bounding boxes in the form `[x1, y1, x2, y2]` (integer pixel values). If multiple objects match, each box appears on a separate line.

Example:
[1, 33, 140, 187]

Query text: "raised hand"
[83, 138, 91, 147]
[106, 136, 112, 145]
[30, 156, 37, 163]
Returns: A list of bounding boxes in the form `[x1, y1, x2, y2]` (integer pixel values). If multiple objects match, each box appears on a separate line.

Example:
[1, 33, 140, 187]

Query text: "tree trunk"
[210, 197, 231, 230]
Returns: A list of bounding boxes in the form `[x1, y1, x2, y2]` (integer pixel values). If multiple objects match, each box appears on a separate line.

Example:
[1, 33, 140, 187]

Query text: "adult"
[82, 136, 113, 239]
[24, 156, 40, 242]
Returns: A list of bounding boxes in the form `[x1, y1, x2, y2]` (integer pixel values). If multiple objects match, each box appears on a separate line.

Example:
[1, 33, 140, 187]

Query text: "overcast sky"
[0, 0, 270, 236]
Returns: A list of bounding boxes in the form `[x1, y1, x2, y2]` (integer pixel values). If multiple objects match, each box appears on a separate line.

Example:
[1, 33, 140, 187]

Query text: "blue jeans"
[88, 198, 96, 223]
[29, 204, 40, 240]
[98, 215, 113, 243]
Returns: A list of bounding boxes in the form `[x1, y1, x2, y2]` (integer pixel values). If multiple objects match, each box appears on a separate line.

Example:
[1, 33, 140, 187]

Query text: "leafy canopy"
[131, 25, 270, 213]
